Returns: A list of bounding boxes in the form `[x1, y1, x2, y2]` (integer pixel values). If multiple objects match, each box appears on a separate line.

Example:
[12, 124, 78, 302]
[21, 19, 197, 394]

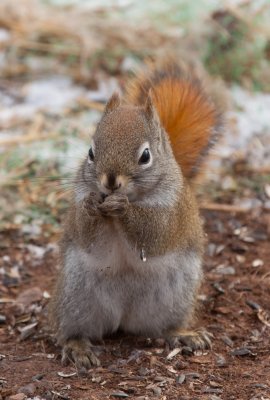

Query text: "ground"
[1, 206, 269, 400]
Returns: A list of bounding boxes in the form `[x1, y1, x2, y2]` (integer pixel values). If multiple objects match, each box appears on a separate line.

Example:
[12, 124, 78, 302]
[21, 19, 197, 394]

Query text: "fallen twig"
[200, 202, 256, 213]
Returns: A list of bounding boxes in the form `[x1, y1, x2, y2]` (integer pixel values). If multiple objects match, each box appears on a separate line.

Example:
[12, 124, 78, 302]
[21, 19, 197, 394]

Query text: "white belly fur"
[64, 225, 202, 339]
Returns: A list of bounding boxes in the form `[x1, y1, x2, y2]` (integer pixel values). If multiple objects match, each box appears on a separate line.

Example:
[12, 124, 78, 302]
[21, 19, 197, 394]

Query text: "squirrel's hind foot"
[166, 328, 213, 351]
[62, 338, 100, 371]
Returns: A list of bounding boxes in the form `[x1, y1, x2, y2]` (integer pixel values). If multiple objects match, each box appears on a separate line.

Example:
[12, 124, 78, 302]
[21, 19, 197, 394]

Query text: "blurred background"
[1, 3, 270, 397]
[0, 0, 270, 234]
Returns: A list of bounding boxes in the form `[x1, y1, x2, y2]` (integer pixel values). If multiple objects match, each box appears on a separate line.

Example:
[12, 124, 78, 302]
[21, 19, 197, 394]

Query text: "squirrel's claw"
[166, 328, 213, 351]
[61, 338, 100, 372]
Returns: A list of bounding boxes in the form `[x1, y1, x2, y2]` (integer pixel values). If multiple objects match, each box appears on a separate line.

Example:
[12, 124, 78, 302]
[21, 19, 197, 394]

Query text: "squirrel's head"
[76, 92, 182, 205]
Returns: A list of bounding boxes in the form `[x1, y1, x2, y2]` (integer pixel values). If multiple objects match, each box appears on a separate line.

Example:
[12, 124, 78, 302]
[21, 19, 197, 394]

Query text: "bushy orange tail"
[125, 62, 221, 178]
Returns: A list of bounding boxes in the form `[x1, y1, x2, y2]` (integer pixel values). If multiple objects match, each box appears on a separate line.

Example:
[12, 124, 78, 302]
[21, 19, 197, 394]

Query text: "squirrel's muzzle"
[100, 173, 127, 194]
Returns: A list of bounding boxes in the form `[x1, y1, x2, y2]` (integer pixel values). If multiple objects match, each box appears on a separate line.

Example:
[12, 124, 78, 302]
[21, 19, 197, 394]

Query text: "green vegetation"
[203, 11, 270, 91]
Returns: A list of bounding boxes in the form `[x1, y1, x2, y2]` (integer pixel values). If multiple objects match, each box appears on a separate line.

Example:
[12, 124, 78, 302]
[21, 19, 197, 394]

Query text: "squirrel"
[49, 61, 221, 370]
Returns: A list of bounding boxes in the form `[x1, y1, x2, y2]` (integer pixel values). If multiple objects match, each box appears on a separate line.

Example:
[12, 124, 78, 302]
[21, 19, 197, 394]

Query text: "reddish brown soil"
[1, 209, 270, 400]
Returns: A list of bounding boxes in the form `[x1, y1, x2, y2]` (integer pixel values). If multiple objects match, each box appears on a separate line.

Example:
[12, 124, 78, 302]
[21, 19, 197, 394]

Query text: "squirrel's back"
[125, 61, 221, 179]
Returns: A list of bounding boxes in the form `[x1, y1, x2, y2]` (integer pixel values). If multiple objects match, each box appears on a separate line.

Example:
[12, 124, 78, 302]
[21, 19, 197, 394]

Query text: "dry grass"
[0, 0, 269, 88]
[0, 0, 182, 80]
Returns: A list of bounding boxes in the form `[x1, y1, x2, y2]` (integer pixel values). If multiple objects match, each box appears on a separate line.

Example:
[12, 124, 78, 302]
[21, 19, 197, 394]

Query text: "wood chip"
[210, 381, 223, 388]
[203, 387, 223, 394]
[221, 335, 234, 347]
[0, 298, 15, 303]
[246, 299, 261, 311]
[18, 322, 38, 340]
[166, 366, 178, 374]
[111, 391, 129, 398]
[51, 390, 69, 399]
[57, 372, 76, 378]
[190, 355, 211, 364]
[231, 348, 256, 357]
[257, 308, 270, 327]
[166, 347, 181, 360]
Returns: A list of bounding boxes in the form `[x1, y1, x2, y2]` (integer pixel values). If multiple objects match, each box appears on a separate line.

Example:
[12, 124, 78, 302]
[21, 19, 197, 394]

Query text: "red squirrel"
[50, 61, 221, 370]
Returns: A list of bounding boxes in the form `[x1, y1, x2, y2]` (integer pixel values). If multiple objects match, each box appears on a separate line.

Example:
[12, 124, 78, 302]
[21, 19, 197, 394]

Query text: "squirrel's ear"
[104, 92, 121, 114]
[144, 91, 160, 124]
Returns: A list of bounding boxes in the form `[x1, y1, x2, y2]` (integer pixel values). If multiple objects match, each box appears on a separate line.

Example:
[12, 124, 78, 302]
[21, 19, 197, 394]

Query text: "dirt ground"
[0, 206, 270, 400]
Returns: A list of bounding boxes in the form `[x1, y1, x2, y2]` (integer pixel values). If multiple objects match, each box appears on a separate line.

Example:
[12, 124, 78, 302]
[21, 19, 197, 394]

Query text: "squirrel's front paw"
[98, 193, 129, 217]
[83, 192, 102, 217]
[62, 338, 100, 372]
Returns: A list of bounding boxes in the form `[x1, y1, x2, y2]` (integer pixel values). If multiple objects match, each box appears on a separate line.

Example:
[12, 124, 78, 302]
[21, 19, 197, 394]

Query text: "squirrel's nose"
[104, 173, 121, 191]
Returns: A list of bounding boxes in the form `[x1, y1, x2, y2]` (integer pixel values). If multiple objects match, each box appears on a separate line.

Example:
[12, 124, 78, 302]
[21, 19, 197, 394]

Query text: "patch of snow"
[0, 76, 85, 127]
[0, 104, 37, 127]
[218, 86, 270, 159]
[23, 76, 85, 112]
[207, 85, 270, 180]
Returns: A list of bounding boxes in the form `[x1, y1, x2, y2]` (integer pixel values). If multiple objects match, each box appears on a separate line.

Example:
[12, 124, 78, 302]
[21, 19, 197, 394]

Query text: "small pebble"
[250, 383, 268, 389]
[32, 373, 44, 381]
[216, 354, 227, 367]
[152, 387, 162, 396]
[236, 255, 245, 263]
[252, 259, 264, 268]
[176, 374, 186, 384]
[138, 367, 149, 376]
[154, 376, 167, 382]
[17, 383, 36, 396]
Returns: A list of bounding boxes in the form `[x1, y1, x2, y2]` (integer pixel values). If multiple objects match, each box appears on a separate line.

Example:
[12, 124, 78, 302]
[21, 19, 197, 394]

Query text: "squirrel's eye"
[88, 146, 94, 162]
[139, 148, 150, 165]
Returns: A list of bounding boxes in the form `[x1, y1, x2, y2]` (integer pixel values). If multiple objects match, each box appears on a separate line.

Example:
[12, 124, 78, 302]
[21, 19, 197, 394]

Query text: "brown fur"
[49, 61, 222, 370]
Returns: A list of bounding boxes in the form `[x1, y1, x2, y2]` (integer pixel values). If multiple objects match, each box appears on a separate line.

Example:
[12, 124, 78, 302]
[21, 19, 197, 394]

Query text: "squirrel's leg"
[166, 328, 213, 350]
[61, 337, 100, 370]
